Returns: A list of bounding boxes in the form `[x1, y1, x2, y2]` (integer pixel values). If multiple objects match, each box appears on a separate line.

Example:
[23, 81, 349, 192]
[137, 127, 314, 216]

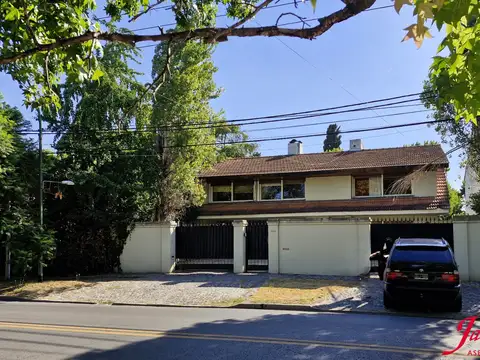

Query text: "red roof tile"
[199, 145, 448, 178]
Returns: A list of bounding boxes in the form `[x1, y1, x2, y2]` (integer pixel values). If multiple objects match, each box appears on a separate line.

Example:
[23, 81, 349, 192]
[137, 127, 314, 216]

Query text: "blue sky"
[0, 0, 464, 188]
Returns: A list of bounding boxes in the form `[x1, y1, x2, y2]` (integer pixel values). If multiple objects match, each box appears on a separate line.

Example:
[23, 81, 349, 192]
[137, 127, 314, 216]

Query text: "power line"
[42, 108, 431, 147]
[51, 118, 453, 152]
[245, 109, 431, 133]
[20, 97, 429, 136]
[260, 127, 421, 152]
[255, 5, 404, 138]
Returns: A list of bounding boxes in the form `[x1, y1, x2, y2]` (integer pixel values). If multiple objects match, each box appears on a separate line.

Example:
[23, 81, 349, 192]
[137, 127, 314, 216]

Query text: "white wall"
[120, 222, 176, 273]
[412, 171, 437, 197]
[273, 219, 370, 276]
[453, 216, 480, 281]
[306, 176, 351, 201]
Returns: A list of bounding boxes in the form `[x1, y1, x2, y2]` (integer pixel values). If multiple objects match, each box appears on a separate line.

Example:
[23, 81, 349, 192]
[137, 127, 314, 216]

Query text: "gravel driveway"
[37, 272, 480, 317]
[40, 272, 268, 306]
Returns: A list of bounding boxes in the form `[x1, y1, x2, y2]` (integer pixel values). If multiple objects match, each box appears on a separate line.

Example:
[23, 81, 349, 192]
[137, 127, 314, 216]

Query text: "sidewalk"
[1, 272, 479, 318]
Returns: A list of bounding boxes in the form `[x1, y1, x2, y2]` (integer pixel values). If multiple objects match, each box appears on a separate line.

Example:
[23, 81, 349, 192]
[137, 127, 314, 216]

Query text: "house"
[198, 139, 449, 221]
[121, 140, 452, 277]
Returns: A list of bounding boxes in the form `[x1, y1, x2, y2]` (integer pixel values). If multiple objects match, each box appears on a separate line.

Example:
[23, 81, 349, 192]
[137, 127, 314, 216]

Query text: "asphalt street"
[0, 301, 476, 359]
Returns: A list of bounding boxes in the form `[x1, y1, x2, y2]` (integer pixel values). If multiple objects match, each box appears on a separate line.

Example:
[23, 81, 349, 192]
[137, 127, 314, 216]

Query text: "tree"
[323, 124, 342, 152]
[0, 99, 55, 277]
[38, 43, 156, 275]
[403, 141, 440, 147]
[325, 147, 343, 153]
[1, 0, 479, 122]
[448, 183, 463, 216]
[215, 121, 260, 160]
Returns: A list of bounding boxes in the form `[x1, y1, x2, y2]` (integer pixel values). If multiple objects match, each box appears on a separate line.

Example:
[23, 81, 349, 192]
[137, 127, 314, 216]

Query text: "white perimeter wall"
[453, 216, 480, 281]
[271, 219, 371, 276]
[120, 222, 176, 273]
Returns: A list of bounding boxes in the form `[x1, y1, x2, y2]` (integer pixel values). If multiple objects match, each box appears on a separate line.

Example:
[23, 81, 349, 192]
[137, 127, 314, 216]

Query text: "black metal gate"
[370, 222, 454, 272]
[175, 222, 234, 271]
[246, 221, 268, 271]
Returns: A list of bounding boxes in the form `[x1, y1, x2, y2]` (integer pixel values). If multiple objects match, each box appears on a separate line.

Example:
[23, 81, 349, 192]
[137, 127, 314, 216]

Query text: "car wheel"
[383, 291, 395, 310]
[450, 294, 462, 313]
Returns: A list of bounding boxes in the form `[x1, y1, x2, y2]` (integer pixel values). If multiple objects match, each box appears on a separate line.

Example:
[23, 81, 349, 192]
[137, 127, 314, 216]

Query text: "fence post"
[233, 220, 247, 273]
[267, 219, 280, 274]
[161, 221, 177, 273]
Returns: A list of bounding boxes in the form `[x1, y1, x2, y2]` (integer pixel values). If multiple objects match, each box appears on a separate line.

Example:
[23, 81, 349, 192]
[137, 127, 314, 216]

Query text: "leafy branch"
[129, 0, 167, 23]
[0, 0, 376, 66]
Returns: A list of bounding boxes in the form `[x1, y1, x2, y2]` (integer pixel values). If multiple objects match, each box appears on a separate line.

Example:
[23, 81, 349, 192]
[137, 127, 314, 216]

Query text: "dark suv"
[383, 238, 461, 312]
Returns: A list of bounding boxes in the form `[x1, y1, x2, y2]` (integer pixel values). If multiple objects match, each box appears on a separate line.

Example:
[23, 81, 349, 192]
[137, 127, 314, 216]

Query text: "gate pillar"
[233, 220, 248, 273]
[161, 221, 177, 273]
[267, 219, 279, 274]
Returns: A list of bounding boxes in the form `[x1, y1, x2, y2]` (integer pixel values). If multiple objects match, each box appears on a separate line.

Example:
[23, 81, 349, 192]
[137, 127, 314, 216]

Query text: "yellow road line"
[0, 321, 448, 356]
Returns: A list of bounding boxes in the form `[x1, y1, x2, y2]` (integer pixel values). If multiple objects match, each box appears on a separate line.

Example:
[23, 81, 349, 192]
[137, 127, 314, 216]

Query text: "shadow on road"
[66, 311, 471, 360]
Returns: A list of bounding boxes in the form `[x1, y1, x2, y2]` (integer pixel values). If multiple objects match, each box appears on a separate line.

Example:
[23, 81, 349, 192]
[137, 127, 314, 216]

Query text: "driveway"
[2, 273, 479, 317]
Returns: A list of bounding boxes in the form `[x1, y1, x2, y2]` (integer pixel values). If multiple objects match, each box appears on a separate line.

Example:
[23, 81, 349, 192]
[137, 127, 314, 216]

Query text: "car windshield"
[390, 246, 453, 264]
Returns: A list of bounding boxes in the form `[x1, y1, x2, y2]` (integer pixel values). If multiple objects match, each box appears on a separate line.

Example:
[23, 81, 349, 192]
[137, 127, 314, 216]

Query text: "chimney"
[288, 139, 303, 155]
[349, 139, 364, 151]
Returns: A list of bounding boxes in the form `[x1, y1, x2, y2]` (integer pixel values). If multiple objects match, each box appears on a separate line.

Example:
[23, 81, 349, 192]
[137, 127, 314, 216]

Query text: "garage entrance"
[370, 220, 453, 272]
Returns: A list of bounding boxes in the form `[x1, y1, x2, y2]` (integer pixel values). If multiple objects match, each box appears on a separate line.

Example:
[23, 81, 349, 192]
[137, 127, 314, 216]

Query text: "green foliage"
[0, 100, 55, 277]
[469, 191, 480, 215]
[397, 0, 480, 122]
[323, 124, 342, 152]
[38, 43, 155, 275]
[403, 141, 440, 146]
[0, 0, 260, 109]
[150, 37, 217, 220]
[0, 0, 479, 124]
[448, 182, 464, 216]
[215, 120, 260, 160]
[325, 147, 343, 153]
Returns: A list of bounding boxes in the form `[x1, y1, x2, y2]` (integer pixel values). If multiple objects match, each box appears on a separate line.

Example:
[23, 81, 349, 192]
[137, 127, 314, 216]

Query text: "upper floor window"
[212, 184, 231, 202]
[261, 182, 282, 200]
[210, 179, 305, 202]
[260, 179, 305, 200]
[234, 183, 254, 201]
[354, 178, 370, 197]
[384, 176, 411, 195]
[283, 180, 305, 199]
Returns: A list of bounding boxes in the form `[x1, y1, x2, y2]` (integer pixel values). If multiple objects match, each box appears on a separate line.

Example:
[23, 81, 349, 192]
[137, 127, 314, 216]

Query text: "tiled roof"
[199, 145, 448, 178]
[198, 168, 450, 217]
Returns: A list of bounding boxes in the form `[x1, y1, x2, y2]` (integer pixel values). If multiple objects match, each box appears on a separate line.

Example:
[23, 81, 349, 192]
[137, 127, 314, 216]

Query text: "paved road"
[0, 301, 476, 359]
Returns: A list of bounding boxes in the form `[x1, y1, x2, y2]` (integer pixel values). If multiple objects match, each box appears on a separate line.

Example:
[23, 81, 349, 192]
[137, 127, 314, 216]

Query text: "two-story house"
[121, 140, 450, 276]
[198, 140, 449, 221]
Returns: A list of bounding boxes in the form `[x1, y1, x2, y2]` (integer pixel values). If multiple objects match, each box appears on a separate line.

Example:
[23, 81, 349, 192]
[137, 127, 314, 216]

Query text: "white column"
[233, 220, 247, 273]
[356, 219, 371, 275]
[160, 221, 177, 273]
[267, 219, 280, 274]
[453, 219, 470, 281]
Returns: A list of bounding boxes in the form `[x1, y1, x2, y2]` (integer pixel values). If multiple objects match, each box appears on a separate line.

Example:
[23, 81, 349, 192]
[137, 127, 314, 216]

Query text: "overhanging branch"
[0, 0, 376, 66]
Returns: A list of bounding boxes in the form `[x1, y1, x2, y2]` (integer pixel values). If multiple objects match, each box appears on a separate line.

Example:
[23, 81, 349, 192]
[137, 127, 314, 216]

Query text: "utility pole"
[38, 116, 44, 282]
[4, 234, 10, 281]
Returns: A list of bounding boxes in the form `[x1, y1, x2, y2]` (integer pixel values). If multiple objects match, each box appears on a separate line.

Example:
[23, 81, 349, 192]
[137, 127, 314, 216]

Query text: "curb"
[0, 296, 466, 320]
